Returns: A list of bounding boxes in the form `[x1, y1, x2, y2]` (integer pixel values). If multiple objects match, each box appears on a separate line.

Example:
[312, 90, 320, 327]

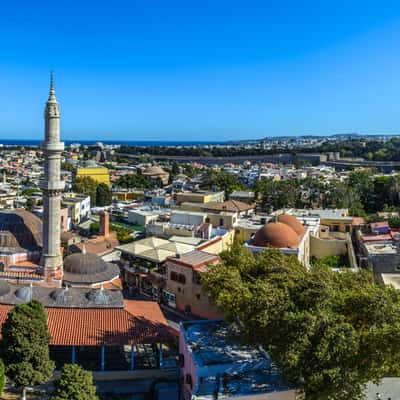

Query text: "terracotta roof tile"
[0, 300, 173, 346]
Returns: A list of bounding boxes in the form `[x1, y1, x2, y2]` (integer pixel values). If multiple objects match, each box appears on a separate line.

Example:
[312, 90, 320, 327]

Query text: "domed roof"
[277, 214, 305, 236]
[63, 252, 120, 285]
[15, 285, 36, 302]
[50, 287, 74, 306]
[253, 222, 299, 249]
[0, 280, 10, 297]
[86, 287, 113, 305]
[64, 253, 108, 275]
[0, 209, 42, 250]
[142, 166, 168, 176]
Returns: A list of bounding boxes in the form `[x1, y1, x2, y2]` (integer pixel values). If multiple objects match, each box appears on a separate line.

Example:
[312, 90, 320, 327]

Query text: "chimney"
[99, 211, 110, 237]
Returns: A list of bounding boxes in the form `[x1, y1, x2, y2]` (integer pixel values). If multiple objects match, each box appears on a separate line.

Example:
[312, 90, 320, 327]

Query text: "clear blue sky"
[1, 1, 400, 141]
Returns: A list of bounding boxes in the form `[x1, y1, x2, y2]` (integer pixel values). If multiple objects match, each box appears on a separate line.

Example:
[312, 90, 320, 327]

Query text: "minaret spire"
[48, 71, 56, 101]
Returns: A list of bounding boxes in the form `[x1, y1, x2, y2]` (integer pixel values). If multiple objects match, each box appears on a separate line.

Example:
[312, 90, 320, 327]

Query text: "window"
[185, 374, 193, 388]
[193, 272, 201, 285]
[170, 271, 178, 281]
[179, 353, 185, 367]
[178, 274, 186, 284]
[219, 218, 224, 227]
[196, 294, 201, 300]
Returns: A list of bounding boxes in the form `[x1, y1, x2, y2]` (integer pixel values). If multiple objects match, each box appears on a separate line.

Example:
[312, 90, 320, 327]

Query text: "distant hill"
[227, 133, 400, 144]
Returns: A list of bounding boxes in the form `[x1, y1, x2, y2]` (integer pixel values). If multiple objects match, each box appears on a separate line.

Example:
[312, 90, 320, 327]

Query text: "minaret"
[40, 73, 64, 277]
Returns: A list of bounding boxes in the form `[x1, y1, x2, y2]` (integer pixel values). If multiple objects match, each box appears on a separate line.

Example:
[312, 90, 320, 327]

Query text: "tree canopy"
[72, 176, 97, 207]
[51, 364, 98, 400]
[201, 245, 400, 400]
[202, 171, 244, 197]
[1, 300, 54, 395]
[116, 174, 156, 189]
[0, 359, 5, 396]
[95, 183, 112, 206]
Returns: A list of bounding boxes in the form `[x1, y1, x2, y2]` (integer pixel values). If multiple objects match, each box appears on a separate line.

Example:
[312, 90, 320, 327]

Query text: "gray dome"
[62, 253, 120, 285]
[0, 280, 10, 297]
[64, 253, 108, 275]
[15, 285, 34, 302]
[86, 288, 112, 305]
[50, 288, 74, 306]
[0, 209, 42, 250]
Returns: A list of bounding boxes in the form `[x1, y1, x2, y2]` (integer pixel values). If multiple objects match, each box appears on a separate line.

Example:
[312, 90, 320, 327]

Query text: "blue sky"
[1, 1, 400, 141]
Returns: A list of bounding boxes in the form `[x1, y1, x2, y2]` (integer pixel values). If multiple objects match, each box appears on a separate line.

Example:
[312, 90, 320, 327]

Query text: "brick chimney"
[99, 211, 110, 237]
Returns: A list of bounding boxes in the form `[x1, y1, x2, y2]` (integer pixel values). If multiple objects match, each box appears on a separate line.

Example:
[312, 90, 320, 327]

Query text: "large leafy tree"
[0, 359, 5, 396]
[202, 171, 244, 197]
[1, 300, 55, 399]
[116, 174, 155, 189]
[73, 176, 98, 206]
[51, 364, 98, 400]
[95, 183, 112, 206]
[201, 245, 400, 400]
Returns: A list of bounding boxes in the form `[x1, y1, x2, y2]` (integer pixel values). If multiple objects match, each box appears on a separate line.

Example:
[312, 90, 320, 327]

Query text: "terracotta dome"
[253, 222, 299, 249]
[277, 214, 305, 236]
[0, 209, 42, 250]
[142, 166, 167, 176]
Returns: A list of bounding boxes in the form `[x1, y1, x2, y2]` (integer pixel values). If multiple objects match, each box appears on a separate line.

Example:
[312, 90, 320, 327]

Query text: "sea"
[0, 139, 226, 147]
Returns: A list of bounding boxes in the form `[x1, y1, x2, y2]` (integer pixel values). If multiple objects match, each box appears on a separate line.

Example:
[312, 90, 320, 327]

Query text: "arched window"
[185, 374, 193, 388]
[178, 353, 185, 367]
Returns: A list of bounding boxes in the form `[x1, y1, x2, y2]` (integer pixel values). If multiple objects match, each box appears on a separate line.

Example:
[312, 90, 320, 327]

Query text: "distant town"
[0, 82, 399, 399]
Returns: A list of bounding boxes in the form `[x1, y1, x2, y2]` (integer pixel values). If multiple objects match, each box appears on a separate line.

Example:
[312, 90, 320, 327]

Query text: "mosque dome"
[15, 285, 36, 302]
[0, 281, 10, 297]
[277, 214, 305, 236]
[0, 209, 42, 250]
[142, 166, 168, 176]
[63, 253, 120, 285]
[50, 287, 74, 306]
[64, 253, 108, 275]
[253, 222, 300, 249]
[86, 287, 113, 305]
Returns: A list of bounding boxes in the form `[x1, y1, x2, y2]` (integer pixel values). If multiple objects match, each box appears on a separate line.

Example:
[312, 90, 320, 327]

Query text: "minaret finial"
[48, 71, 56, 101]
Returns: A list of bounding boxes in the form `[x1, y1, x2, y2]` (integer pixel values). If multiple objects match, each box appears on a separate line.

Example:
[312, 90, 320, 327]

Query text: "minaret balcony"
[41, 142, 65, 152]
[40, 180, 65, 191]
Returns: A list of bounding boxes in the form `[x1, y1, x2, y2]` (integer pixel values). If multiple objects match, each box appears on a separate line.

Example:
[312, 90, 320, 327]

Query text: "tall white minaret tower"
[40, 73, 64, 277]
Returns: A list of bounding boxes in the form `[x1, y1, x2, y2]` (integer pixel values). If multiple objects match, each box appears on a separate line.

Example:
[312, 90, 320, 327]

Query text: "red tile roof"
[0, 300, 173, 346]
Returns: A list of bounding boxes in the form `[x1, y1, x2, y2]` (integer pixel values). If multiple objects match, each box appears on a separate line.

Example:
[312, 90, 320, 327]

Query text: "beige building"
[62, 193, 91, 225]
[176, 190, 224, 205]
[164, 251, 222, 318]
[112, 189, 145, 202]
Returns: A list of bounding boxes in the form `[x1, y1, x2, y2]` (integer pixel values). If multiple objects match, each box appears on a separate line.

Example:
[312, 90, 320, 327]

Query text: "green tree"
[202, 171, 244, 197]
[95, 183, 112, 206]
[73, 176, 98, 206]
[51, 364, 98, 400]
[61, 162, 74, 172]
[0, 359, 5, 397]
[1, 300, 55, 399]
[201, 245, 400, 400]
[116, 174, 155, 189]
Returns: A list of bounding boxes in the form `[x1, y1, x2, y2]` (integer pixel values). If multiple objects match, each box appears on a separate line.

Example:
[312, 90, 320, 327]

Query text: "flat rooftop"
[365, 243, 397, 255]
[182, 320, 268, 368]
[284, 208, 352, 221]
[181, 320, 293, 398]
